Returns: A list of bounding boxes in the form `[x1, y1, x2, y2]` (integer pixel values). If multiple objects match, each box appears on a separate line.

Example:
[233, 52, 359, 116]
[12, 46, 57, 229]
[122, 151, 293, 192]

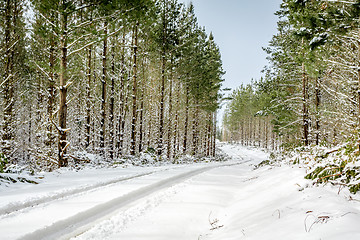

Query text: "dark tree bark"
[166, 63, 174, 159]
[100, 21, 108, 156]
[109, 36, 116, 160]
[138, 59, 146, 153]
[2, 0, 16, 159]
[116, 32, 126, 156]
[183, 86, 189, 154]
[85, 45, 92, 149]
[315, 76, 321, 145]
[130, 23, 139, 156]
[47, 18, 56, 150]
[191, 106, 199, 155]
[58, 2, 69, 167]
[302, 61, 309, 146]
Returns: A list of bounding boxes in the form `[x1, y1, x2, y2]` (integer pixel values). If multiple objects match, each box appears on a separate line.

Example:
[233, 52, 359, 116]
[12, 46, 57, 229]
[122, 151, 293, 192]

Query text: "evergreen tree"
[0, 0, 224, 171]
[0, 0, 27, 163]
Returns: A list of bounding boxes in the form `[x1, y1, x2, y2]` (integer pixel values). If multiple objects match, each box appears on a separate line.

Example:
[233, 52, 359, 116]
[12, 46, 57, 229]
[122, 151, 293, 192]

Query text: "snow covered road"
[2, 144, 360, 240]
[0, 149, 250, 240]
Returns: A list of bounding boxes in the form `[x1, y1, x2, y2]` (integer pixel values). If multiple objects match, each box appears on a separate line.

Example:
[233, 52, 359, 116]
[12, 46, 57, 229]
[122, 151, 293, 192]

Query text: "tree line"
[0, 0, 224, 171]
[222, 81, 279, 150]
[223, 0, 360, 151]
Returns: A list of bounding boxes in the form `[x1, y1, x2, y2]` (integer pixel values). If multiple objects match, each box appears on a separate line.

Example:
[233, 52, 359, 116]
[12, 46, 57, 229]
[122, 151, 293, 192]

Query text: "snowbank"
[1, 143, 360, 239]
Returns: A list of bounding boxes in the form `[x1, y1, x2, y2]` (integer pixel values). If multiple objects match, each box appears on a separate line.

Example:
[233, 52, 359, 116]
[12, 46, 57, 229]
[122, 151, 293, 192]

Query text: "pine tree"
[0, 0, 26, 162]
[0, 0, 224, 171]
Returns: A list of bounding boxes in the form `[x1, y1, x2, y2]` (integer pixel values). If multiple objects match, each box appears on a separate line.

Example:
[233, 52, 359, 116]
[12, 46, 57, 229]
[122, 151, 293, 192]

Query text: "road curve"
[17, 162, 244, 240]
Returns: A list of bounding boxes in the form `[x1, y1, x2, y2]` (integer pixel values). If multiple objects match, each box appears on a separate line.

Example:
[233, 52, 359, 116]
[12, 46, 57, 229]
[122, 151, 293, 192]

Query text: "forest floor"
[1, 144, 360, 239]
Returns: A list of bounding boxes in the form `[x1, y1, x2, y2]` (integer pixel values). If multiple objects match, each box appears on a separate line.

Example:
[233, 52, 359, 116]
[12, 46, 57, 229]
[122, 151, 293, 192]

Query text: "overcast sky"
[180, 0, 282, 90]
[178, 0, 282, 123]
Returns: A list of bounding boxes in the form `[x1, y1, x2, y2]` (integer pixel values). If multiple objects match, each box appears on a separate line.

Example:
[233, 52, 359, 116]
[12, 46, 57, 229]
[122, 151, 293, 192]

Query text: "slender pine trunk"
[166, 65, 173, 159]
[138, 60, 146, 153]
[58, 5, 69, 167]
[302, 61, 309, 146]
[357, 26, 360, 150]
[265, 117, 268, 149]
[158, 47, 166, 157]
[206, 113, 212, 156]
[173, 82, 179, 158]
[2, 0, 15, 159]
[109, 37, 116, 160]
[191, 106, 199, 156]
[116, 32, 126, 156]
[302, 38, 309, 146]
[85, 46, 92, 149]
[100, 21, 108, 156]
[47, 19, 56, 151]
[130, 23, 139, 156]
[212, 112, 216, 157]
[315, 76, 320, 145]
[183, 86, 189, 154]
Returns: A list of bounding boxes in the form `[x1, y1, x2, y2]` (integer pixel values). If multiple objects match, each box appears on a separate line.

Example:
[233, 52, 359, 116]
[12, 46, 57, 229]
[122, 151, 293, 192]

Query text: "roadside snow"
[74, 144, 360, 240]
[204, 165, 360, 240]
[1, 143, 360, 239]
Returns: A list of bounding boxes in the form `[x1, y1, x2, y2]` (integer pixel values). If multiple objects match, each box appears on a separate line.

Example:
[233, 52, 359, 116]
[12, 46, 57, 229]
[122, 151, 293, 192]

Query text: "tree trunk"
[138, 59, 146, 153]
[302, 38, 309, 146]
[315, 76, 320, 145]
[158, 46, 166, 156]
[358, 26, 360, 151]
[206, 113, 212, 156]
[166, 64, 173, 159]
[173, 82, 179, 158]
[58, 5, 69, 167]
[85, 45, 92, 149]
[258, 117, 261, 147]
[91, 45, 97, 151]
[302, 61, 309, 146]
[100, 21, 108, 156]
[130, 23, 139, 156]
[2, 0, 15, 159]
[47, 15, 56, 151]
[192, 106, 199, 156]
[183, 86, 189, 154]
[265, 117, 268, 149]
[138, 98, 144, 153]
[109, 36, 116, 160]
[212, 112, 216, 157]
[116, 32, 126, 156]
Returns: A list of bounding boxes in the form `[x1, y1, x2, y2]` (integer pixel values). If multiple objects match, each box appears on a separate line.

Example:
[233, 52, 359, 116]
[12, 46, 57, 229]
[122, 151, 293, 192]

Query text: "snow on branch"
[32, 61, 51, 79]
[0, 74, 12, 89]
[68, 26, 124, 57]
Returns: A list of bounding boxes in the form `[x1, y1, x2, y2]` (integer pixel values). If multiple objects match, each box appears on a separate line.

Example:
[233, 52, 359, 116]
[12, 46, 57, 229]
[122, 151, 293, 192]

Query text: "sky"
[179, 0, 283, 123]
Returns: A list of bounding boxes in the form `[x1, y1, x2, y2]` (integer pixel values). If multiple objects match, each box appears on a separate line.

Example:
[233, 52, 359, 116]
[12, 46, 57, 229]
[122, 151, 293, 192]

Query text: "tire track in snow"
[18, 162, 245, 240]
[0, 170, 160, 217]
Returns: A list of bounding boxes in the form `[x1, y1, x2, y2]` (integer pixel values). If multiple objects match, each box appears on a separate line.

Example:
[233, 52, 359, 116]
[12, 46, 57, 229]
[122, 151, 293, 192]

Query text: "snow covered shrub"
[0, 153, 9, 173]
[139, 152, 156, 165]
[305, 163, 344, 183]
[254, 160, 271, 169]
[305, 163, 360, 194]
[145, 147, 156, 155]
[303, 136, 360, 194]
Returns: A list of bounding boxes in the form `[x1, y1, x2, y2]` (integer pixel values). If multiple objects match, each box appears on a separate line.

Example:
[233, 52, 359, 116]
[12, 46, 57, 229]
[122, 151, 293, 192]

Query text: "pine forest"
[3, 1, 360, 238]
[223, 0, 360, 193]
[0, 0, 224, 171]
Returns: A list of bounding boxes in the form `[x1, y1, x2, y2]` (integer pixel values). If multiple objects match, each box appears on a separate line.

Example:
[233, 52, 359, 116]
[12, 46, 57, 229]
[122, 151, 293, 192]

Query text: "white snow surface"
[1, 143, 360, 239]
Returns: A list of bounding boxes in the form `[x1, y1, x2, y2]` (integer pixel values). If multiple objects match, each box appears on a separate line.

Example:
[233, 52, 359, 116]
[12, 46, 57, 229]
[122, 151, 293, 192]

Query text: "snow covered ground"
[1, 143, 360, 239]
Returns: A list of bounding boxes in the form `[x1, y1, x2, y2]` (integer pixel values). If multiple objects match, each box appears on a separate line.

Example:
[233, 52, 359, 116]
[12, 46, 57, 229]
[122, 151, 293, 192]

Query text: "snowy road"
[2, 144, 360, 240]
[0, 146, 253, 240]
